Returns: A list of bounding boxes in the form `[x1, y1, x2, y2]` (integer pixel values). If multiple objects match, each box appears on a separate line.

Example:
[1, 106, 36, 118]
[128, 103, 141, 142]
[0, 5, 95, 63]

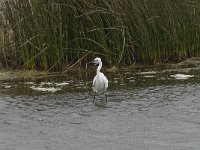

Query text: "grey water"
[1, 68, 200, 150]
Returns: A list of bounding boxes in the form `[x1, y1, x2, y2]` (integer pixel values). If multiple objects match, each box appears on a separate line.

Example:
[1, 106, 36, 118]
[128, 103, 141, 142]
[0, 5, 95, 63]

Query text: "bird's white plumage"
[91, 58, 108, 94]
[93, 72, 108, 93]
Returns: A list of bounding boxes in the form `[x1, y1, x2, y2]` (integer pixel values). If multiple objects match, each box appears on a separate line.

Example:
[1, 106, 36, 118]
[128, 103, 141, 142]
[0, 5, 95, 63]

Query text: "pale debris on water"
[4, 85, 12, 89]
[40, 82, 53, 85]
[136, 71, 157, 75]
[28, 81, 70, 93]
[30, 86, 61, 93]
[24, 82, 34, 85]
[55, 82, 69, 86]
[143, 75, 155, 78]
[170, 74, 194, 80]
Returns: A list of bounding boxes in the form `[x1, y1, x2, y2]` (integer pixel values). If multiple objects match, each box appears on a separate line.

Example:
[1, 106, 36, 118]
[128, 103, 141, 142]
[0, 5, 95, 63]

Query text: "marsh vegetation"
[1, 0, 200, 71]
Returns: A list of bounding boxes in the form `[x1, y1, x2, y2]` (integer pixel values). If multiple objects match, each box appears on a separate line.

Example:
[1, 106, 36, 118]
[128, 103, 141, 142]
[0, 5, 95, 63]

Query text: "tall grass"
[1, 0, 200, 71]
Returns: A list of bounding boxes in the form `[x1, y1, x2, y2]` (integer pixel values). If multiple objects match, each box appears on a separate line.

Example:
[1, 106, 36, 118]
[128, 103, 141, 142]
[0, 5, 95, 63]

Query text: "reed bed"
[1, 0, 200, 71]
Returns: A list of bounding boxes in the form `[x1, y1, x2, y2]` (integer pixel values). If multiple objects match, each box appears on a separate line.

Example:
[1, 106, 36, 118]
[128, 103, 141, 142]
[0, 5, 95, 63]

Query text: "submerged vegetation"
[0, 0, 200, 71]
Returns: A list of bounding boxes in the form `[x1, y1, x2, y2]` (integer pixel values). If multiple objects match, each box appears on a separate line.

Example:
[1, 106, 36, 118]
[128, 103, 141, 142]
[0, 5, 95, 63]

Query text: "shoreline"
[1, 57, 200, 81]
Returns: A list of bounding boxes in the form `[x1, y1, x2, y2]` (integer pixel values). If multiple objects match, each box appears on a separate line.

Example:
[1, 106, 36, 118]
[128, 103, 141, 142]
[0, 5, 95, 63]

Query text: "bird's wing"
[92, 75, 98, 93]
[92, 75, 97, 87]
[103, 75, 108, 89]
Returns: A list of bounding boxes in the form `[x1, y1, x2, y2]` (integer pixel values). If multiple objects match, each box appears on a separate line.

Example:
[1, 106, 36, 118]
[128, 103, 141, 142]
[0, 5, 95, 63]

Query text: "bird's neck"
[96, 62, 102, 75]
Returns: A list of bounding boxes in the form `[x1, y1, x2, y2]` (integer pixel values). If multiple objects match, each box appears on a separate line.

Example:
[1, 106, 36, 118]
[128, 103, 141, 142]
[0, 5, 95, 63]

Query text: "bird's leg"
[104, 92, 107, 103]
[93, 92, 96, 103]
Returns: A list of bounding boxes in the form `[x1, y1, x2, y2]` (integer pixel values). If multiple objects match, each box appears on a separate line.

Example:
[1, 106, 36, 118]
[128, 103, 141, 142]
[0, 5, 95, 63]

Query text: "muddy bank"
[0, 70, 47, 81]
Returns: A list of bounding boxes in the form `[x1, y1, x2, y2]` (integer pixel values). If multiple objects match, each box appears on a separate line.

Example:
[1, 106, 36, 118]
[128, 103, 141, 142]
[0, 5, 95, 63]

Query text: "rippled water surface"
[1, 68, 200, 150]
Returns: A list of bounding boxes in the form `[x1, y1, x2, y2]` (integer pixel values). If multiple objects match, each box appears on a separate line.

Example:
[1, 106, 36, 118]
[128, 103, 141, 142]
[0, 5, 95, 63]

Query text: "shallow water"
[1, 68, 200, 150]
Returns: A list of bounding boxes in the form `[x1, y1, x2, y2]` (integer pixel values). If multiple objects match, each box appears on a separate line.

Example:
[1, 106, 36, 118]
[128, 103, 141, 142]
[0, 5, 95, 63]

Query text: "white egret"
[89, 57, 108, 103]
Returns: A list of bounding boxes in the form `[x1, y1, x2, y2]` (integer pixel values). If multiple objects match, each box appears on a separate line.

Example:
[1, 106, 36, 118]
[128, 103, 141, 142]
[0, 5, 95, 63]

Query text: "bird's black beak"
[87, 60, 94, 64]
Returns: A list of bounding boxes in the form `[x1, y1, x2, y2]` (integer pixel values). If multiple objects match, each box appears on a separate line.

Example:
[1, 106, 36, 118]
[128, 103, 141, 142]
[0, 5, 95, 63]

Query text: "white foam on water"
[30, 86, 61, 93]
[143, 75, 155, 78]
[55, 82, 69, 86]
[136, 71, 157, 75]
[171, 74, 194, 80]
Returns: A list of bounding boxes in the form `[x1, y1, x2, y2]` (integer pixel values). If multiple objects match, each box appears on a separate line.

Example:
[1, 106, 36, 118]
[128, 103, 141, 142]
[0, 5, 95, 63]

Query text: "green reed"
[1, 0, 200, 71]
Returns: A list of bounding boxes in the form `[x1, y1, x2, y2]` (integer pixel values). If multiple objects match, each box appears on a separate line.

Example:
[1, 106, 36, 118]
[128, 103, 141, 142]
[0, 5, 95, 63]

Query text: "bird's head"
[93, 57, 102, 65]
[88, 57, 102, 65]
